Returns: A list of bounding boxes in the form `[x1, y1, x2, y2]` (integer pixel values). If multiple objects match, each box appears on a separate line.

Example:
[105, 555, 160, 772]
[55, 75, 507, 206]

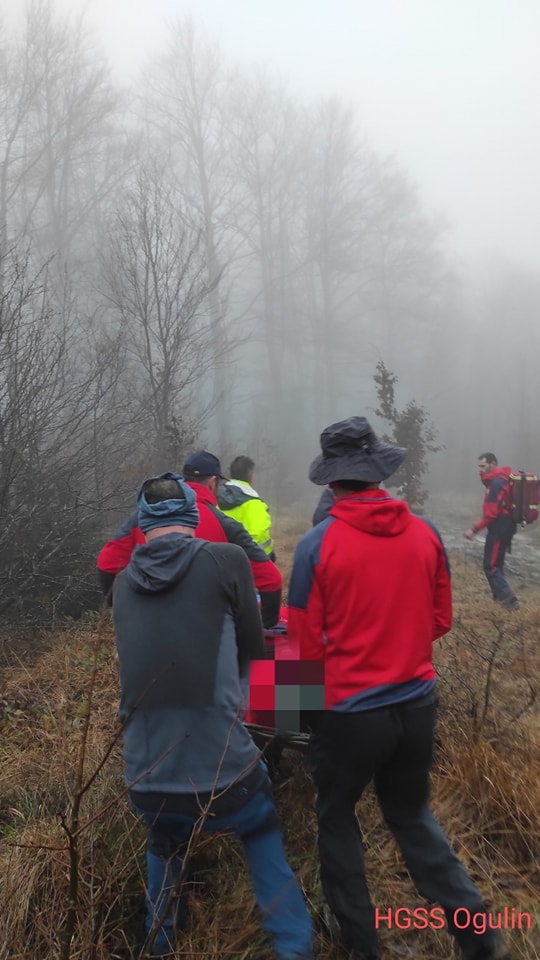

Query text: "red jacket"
[472, 466, 512, 533]
[97, 481, 282, 626]
[288, 489, 452, 709]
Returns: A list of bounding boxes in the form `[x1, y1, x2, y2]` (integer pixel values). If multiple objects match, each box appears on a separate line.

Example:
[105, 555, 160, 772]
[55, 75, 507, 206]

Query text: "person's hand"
[464, 527, 476, 540]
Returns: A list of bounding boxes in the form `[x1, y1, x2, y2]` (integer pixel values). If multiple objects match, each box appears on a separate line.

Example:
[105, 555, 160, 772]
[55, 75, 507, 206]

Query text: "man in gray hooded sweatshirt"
[112, 472, 313, 960]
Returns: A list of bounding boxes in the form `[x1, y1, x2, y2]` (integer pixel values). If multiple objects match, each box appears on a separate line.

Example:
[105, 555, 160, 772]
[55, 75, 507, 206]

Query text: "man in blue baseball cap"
[97, 450, 282, 628]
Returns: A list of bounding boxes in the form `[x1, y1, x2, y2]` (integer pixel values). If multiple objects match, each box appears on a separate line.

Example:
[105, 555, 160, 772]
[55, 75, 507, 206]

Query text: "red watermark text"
[375, 906, 533, 934]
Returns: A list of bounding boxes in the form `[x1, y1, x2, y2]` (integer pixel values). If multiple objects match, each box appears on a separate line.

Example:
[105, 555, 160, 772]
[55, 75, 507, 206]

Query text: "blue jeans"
[133, 779, 313, 959]
[309, 698, 502, 959]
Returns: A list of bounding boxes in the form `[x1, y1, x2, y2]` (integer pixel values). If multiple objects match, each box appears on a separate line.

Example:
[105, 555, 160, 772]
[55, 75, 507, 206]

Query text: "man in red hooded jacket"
[288, 417, 508, 960]
[97, 451, 282, 627]
[464, 452, 518, 609]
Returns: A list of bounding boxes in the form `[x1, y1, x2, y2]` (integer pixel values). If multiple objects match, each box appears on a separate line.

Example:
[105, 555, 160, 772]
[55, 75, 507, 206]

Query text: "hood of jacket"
[186, 480, 217, 507]
[329, 488, 412, 537]
[481, 465, 512, 489]
[125, 533, 205, 593]
[218, 480, 259, 510]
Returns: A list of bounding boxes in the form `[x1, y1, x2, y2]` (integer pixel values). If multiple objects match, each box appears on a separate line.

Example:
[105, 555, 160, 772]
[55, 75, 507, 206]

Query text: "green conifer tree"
[373, 360, 441, 512]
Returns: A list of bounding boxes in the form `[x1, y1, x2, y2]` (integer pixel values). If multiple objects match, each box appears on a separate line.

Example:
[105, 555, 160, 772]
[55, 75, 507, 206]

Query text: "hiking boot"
[317, 902, 342, 943]
[317, 904, 378, 959]
[500, 596, 520, 610]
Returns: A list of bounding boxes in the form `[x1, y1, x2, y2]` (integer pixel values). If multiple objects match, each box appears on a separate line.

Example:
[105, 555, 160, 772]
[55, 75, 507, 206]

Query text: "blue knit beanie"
[137, 472, 199, 533]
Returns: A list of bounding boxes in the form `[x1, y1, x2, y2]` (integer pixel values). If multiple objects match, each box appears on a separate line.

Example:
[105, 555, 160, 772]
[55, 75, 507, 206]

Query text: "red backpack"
[506, 471, 540, 526]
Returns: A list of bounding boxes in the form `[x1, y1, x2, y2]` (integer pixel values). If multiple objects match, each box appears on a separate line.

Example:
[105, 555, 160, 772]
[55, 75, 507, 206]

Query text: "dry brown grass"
[0, 525, 539, 959]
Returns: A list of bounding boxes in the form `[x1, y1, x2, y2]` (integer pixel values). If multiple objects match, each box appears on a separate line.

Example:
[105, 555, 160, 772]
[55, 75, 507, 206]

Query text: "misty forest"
[1, 2, 539, 619]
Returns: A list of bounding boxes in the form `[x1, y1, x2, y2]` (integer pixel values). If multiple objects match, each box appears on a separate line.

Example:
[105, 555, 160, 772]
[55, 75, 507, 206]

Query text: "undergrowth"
[0, 529, 539, 959]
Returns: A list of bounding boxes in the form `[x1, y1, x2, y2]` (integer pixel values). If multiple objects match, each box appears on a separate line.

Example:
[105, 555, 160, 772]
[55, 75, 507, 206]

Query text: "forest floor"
[0, 508, 539, 960]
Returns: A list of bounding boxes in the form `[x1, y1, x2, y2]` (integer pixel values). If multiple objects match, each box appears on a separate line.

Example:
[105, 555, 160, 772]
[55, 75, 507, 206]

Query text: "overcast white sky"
[5, 0, 540, 271]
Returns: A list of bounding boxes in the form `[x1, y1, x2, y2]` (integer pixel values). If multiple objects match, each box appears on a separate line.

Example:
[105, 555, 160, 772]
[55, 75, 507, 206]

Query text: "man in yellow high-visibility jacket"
[218, 456, 275, 559]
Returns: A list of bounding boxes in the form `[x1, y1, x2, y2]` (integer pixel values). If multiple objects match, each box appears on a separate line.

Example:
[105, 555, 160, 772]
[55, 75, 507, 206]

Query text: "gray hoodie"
[113, 533, 265, 799]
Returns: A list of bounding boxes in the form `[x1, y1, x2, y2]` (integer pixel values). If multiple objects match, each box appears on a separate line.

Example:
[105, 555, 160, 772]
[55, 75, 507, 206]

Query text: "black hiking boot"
[317, 904, 379, 959]
[501, 597, 520, 610]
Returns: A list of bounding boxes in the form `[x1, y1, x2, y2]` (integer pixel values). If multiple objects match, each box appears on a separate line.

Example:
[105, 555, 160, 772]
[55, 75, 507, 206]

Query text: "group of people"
[100, 421, 512, 960]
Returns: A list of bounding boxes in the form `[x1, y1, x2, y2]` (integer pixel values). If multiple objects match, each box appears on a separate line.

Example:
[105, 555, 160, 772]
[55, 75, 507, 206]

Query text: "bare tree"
[225, 72, 309, 439]
[0, 1, 128, 290]
[140, 19, 235, 444]
[100, 164, 220, 462]
[301, 100, 378, 425]
[299, 100, 452, 429]
[0, 244, 126, 620]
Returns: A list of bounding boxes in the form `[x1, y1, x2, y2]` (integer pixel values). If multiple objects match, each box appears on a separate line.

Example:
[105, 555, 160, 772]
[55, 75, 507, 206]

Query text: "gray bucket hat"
[309, 416, 407, 485]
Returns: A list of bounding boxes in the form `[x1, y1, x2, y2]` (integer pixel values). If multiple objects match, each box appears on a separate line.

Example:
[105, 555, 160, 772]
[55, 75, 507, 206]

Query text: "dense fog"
[1, 2, 539, 616]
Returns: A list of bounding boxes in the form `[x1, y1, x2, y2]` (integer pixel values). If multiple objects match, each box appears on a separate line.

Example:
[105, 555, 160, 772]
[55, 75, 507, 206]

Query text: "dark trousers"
[483, 516, 516, 603]
[309, 699, 501, 959]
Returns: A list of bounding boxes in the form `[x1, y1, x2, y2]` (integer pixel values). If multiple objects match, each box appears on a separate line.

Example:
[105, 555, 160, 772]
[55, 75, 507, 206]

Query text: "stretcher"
[244, 607, 311, 753]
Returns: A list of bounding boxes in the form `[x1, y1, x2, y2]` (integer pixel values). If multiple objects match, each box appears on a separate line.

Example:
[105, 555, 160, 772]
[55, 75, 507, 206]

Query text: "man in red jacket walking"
[288, 417, 508, 960]
[97, 451, 282, 627]
[464, 452, 518, 609]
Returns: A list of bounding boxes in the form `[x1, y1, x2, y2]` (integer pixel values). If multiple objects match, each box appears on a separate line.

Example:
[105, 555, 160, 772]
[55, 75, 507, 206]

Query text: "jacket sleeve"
[419, 519, 452, 639]
[245, 498, 274, 554]
[424, 521, 452, 640]
[96, 510, 143, 603]
[432, 542, 452, 640]
[211, 507, 282, 627]
[97, 569, 115, 606]
[219, 545, 266, 676]
[287, 529, 327, 720]
[473, 477, 508, 532]
[287, 524, 328, 661]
